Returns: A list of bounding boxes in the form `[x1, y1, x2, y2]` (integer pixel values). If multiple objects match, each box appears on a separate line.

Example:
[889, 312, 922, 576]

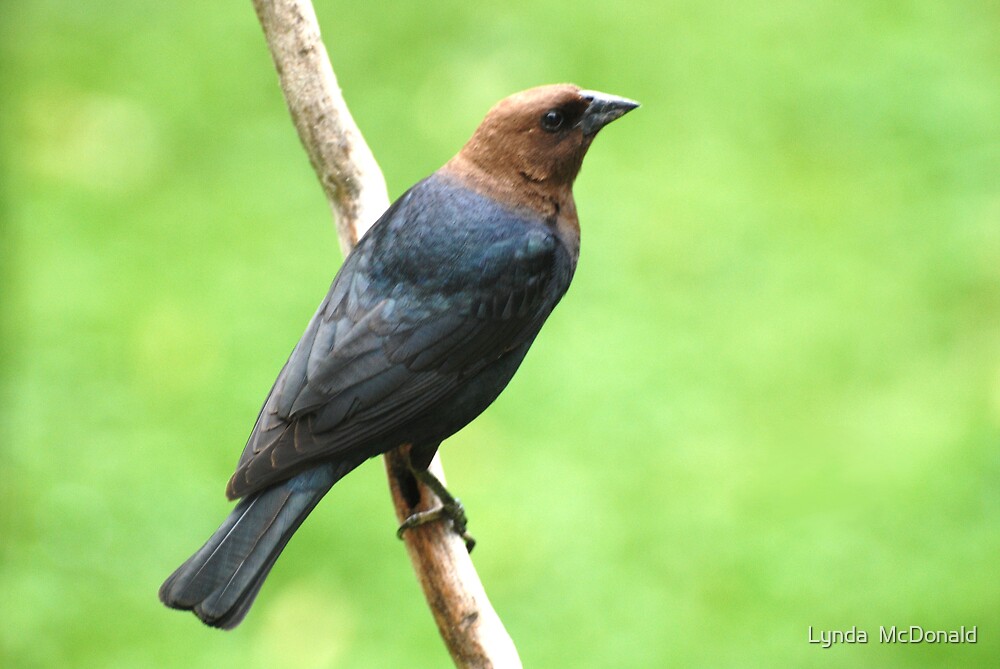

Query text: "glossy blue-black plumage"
[160, 173, 575, 629]
[229, 172, 576, 498]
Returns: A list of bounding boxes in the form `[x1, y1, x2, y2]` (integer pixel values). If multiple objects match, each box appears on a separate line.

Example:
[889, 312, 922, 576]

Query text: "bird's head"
[449, 84, 639, 200]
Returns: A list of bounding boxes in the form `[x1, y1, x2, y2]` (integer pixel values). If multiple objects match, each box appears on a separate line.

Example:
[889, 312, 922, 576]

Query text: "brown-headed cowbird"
[159, 84, 637, 628]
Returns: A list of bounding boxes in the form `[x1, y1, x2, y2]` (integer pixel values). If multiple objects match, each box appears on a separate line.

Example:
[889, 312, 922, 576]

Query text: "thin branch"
[251, 0, 388, 254]
[251, 1, 522, 666]
[386, 447, 523, 668]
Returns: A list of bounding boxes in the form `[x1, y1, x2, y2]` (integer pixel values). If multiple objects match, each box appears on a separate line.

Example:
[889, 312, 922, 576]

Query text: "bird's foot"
[396, 468, 476, 552]
[397, 501, 476, 552]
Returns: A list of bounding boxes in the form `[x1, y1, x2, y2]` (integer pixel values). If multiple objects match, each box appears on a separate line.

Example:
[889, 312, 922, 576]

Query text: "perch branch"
[251, 1, 522, 666]
[251, 0, 387, 254]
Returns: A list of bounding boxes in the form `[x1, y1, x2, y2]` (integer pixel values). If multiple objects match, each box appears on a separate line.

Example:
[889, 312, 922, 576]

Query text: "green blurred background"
[2, 0, 998, 667]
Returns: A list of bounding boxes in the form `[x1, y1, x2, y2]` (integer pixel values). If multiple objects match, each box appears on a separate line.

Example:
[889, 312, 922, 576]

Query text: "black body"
[159, 172, 576, 628]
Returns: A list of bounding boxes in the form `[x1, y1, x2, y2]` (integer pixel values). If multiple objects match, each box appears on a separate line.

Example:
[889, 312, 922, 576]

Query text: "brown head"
[443, 84, 639, 213]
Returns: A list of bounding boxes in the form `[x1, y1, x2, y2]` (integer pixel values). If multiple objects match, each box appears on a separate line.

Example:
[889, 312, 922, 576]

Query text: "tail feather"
[159, 466, 336, 629]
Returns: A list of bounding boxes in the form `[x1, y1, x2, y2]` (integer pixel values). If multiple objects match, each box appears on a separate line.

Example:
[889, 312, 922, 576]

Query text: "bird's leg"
[396, 466, 476, 553]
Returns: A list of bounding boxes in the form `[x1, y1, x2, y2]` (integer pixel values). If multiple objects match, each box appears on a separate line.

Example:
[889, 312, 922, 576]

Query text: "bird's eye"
[540, 109, 565, 132]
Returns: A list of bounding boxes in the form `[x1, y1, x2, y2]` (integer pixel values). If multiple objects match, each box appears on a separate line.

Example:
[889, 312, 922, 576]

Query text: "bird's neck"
[441, 153, 580, 261]
[441, 153, 579, 236]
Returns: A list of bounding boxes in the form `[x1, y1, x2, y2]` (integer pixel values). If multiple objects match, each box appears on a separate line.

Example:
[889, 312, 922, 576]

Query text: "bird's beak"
[579, 90, 640, 136]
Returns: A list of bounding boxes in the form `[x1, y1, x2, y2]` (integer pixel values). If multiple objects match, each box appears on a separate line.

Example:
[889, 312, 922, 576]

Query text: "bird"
[159, 83, 638, 629]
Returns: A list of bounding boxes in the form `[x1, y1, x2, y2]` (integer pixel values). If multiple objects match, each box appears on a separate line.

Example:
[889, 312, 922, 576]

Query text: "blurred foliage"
[2, 0, 999, 667]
